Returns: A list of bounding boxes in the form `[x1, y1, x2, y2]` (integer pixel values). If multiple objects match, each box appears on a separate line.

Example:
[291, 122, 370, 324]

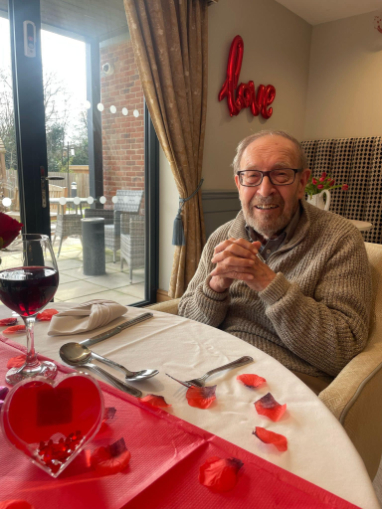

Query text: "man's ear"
[297, 169, 311, 199]
[234, 174, 241, 192]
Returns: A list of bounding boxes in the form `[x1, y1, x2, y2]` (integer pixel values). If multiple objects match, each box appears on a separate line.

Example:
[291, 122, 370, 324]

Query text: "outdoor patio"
[54, 236, 145, 304]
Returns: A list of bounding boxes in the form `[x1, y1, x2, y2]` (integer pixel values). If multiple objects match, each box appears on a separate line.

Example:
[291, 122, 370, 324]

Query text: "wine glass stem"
[24, 316, 39, 368]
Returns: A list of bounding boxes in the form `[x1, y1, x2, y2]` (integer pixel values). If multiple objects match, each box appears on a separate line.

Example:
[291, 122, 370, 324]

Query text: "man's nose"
[257, 173, 276, 197]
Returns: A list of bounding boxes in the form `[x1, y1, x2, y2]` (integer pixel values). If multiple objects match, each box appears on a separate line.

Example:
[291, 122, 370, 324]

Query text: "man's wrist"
[209, 275, 229, 293]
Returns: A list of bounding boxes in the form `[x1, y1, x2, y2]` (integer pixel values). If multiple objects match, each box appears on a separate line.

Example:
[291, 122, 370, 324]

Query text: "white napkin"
[47, 299, 128, 336]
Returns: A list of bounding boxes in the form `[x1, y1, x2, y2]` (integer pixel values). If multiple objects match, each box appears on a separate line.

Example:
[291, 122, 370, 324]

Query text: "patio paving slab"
[117, 282, 145, 299]
[57, 259, 83, 270]
[61, 290, 141, 305]
[84, 272, 137, 289]
[55, 280, 107, 301]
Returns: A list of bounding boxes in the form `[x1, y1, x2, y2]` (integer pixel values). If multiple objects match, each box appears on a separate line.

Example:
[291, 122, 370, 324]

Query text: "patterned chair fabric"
[53, 213, 82, 258]
[120, 214, 145, 283]
[301, 137, 382, 244]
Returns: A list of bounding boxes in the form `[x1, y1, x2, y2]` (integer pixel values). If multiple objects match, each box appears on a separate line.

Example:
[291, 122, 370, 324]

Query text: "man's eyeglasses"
[237, 168, 303, 187]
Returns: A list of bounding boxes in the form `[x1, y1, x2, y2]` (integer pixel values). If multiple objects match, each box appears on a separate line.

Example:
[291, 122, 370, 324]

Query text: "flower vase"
[307, 190, 331, 211]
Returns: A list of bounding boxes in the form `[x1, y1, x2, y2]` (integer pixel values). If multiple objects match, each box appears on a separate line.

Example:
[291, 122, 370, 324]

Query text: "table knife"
[79, 312, 153, 347]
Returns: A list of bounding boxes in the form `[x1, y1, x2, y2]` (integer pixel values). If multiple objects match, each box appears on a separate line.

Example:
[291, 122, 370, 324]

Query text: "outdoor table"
[81, 217, 106, 276]
[0, 304, 379, 508]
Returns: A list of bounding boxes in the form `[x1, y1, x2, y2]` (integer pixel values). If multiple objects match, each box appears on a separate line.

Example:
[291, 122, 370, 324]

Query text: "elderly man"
[178, 130, 371, 393]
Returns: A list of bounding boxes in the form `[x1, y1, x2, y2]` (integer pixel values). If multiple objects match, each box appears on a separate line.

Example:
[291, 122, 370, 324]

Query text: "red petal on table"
[91, 438, 131, 475]
[103, 407, 117, 421]
[140, 394, 171, 408]
[186, 385, 217, 409]
[0, 318, 18, 326]
[253, 427, 288, 452]
[2, 325, 25, 335]
[0, 501, 35, 509]
[7, 355, 26, 369]
[255, 393, 287, 422]
[199, 456, 243, 492]
[36, 309, 58, 321]
[237, 374, 266, 388]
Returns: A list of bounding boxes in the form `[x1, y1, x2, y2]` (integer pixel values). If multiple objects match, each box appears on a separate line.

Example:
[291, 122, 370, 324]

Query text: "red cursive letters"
[219, 35, 276, 119]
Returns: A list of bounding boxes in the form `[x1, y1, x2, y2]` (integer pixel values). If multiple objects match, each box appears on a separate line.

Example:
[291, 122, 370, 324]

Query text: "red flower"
[329, 180, 335, 186]
[312, 178, 317, 185]
[199, 456, 243, 492]
[0, 212, 23, 249]
[342, 184, 349, 191]
[140, 394, 171, 408]
[321, 172, 327, 178]
[254, 393, 287, 422]
[186, 385, 217, 409]
[236, 374, 266, 388]
[317, 184, 324, 189]
[253, 427, 288, 452]
[319, 177, 326, 182]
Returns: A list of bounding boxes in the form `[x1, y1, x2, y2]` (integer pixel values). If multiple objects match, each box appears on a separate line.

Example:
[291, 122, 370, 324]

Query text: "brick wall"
[100, 38, 144, 207]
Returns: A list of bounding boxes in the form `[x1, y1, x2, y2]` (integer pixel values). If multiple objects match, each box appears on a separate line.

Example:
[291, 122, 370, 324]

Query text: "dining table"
[0, 303, 379, 509]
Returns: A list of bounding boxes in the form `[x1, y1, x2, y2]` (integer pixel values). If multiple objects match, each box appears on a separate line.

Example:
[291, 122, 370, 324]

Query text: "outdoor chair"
[120, 213, 145, 283]
[84, 190, 144, 263]
[147, 242, 382, 481]
[53, 208, 82, 258]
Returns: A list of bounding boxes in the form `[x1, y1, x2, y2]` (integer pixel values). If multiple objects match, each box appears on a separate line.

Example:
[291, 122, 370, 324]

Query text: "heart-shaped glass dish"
[1, 373, 104, 478]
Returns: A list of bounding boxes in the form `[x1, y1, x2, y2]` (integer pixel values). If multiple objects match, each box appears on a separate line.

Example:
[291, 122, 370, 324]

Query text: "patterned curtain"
[302, 137, 382, 244]
[124, 0, 208, 298]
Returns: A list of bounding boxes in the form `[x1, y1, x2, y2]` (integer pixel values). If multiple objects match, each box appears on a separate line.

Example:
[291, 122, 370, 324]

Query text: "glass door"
[3, 0, 159, 306]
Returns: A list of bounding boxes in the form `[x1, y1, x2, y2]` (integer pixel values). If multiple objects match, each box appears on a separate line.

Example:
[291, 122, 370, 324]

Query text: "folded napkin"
[47, 300, 128, 336]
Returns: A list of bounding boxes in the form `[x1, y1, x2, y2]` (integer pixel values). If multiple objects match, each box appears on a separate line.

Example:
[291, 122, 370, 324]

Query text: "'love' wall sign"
[218, 35, 276, 119]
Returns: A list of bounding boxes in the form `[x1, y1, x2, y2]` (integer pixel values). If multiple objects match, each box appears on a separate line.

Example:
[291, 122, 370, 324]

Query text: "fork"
[166, 355, 253, 388]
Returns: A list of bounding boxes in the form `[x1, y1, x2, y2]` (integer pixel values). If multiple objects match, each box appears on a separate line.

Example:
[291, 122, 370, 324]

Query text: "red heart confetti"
[2, 325, 26, 335]
[253, 427, 288, 452]
[140, 394, 171, 408]
[237, 373, 266, 388]
[36, 309, 59, 321]
[186, 385, 217, 409]
[7, 355, 26, 369]
[0, 318, 18, 327]
[254, 393, 287, 422]
[199, 456, 243, 492]
[37, 431, 84, 474]
[91, 437, 131, 475]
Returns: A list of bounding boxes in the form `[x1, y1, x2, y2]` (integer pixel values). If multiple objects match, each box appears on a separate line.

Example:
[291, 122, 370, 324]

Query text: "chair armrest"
[319, 331, 382, 479]
[146, 299, 180, 316]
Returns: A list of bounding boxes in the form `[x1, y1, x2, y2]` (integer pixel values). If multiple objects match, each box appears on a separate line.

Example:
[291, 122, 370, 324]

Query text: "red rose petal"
[186, 385, 217, 409]
[237, 374, 266, 388]
[140, 394, 171, 408]
[255, 393, 287, 422]
[7, 355, 26, 369]
[199, 456, 243, 492]
[253, 427, 288, 452]
[91, 438, 131, 475]
[36, 309, 59, 321]
[0, 318, 18, 326]
[103, 407, 117, 421]
[2, 325, 26, 335]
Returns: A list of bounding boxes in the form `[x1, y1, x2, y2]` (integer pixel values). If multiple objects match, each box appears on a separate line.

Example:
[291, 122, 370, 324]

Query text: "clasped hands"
[209, 238, 276, 293]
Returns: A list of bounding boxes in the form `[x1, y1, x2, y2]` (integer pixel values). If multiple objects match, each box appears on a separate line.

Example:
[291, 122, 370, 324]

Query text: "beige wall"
[159, 0, 312, 291]
[203, 0, 312, 190]
[304, 10, 382, 140]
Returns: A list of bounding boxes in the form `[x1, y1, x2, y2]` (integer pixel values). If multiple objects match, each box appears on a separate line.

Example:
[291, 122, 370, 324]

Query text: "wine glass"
[0, 234, 59, 385]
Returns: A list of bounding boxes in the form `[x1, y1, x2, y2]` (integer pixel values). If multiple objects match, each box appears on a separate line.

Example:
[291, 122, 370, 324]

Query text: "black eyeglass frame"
[236, 168, 303, 187]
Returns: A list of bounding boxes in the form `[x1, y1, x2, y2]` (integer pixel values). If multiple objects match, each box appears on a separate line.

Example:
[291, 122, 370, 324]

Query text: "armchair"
[120, 213, 145, 283]
[147, 242, 382, 480]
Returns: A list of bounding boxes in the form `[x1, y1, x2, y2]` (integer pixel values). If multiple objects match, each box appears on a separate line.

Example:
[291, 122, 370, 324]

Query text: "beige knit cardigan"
[178, 200, 372, 377]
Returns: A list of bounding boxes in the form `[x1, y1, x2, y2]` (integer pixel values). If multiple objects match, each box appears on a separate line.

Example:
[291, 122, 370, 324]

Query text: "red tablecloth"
[0, 337, 359, 509]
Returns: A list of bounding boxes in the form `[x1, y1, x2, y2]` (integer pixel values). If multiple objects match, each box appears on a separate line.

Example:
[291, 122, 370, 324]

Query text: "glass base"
[5, 361, 57, 385]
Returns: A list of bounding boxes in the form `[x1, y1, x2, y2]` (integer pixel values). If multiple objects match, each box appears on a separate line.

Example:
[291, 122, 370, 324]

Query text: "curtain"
[123, 0, 208, 298]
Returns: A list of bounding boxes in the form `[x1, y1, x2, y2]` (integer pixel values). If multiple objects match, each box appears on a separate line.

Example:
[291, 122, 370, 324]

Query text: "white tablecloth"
[1, 304, 379, 509]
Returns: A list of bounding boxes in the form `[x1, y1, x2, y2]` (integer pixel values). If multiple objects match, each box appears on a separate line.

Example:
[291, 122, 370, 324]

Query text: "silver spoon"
[59, 342, 159, 382]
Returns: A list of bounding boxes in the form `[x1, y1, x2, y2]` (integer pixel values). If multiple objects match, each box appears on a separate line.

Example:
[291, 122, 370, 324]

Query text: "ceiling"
[275, 0, 382, 25]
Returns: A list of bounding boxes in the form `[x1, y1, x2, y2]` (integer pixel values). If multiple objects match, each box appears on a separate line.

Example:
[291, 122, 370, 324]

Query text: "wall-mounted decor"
[218, 35, 276, 119]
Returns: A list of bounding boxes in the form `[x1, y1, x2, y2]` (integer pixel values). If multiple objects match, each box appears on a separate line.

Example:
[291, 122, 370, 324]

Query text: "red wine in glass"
[0, 234, 59, 385]
[0, 267, 59, 317]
